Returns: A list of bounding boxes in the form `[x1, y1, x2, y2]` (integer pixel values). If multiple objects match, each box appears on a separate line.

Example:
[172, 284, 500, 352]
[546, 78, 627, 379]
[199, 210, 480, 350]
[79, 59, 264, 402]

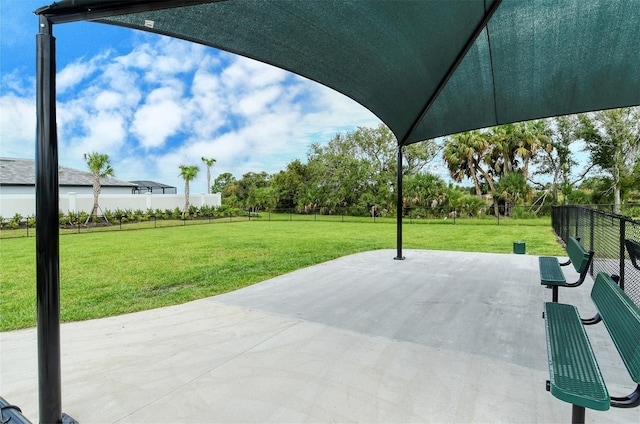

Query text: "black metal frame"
[625, 238, 640, 270]
[547, 237, 595, 303]
[611, 384, 640, 408]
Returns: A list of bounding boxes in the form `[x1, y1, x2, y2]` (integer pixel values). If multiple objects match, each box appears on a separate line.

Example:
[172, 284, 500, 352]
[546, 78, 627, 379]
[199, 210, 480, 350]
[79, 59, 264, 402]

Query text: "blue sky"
[1, 0, 386, 194]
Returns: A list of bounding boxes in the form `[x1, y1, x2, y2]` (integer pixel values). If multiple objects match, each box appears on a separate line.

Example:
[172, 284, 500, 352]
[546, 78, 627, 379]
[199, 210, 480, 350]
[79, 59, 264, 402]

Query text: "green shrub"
[11, 213, 23, 226]
[512, 207, 537, 219]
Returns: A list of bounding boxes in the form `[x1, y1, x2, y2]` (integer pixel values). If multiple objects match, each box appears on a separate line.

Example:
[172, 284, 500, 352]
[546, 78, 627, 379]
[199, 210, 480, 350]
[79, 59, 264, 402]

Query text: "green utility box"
[513, 241, 526, 254]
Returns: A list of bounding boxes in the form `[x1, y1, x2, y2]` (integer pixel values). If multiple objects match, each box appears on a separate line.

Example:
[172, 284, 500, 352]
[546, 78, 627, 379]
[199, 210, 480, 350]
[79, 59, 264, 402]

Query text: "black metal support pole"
[571, 404, 585, 424]
[395, 146, 404, 260]
[36, 16, 62, 424]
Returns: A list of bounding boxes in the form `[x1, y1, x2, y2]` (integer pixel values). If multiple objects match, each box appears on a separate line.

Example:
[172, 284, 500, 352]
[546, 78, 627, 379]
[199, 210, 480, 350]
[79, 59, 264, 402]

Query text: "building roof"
[0, 157, 137, 187]
[129, 180, 176, 190]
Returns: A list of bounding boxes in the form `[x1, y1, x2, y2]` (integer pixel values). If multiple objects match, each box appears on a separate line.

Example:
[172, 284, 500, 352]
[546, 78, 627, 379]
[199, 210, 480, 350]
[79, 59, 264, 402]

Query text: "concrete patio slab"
[1, 249, 637, 423]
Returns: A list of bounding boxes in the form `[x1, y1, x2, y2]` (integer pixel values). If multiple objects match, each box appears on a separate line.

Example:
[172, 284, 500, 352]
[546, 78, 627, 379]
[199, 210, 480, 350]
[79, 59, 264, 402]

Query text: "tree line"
[213, 107, 640, 217]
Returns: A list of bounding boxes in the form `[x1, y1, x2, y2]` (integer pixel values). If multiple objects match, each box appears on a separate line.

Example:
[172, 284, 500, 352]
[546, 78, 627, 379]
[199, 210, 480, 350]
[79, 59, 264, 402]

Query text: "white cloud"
[132, 89, 185, 149]
[57, 61, 96, 94]
[222, 56, 288, 90]
[94, 90, 127, 111]
[235, 85, 283, 117]
[185, 70, 226, 138]
[0, 94, 36, 158]
[1, 69, 35, 96]
[57, 52, 113, 94]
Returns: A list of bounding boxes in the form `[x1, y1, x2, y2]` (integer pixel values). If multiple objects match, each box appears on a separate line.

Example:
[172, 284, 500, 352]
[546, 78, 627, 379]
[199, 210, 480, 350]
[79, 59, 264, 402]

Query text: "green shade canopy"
[36, 0, 640, 146]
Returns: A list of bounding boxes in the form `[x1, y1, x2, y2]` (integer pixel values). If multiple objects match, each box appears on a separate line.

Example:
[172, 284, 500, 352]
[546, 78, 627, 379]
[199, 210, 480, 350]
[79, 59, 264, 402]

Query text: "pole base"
[394, 256, 405, 260]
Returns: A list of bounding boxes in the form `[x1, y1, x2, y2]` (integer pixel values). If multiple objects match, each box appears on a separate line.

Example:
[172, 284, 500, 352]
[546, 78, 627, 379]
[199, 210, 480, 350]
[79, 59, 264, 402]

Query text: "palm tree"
[487, 124, 517, 176]
[178, 165, 200, 213]
[83, 152, 115, 217]
[201, 157, 217, 194]
[442, 130, 488, 197]
[513, 120, 550, 181]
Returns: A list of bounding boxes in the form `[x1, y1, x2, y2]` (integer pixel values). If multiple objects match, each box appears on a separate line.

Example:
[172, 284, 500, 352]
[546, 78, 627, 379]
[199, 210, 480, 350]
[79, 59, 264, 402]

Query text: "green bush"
[5, 220, 19, 230]
[512, 207, 537, 219]
[11, 213, 23, 226]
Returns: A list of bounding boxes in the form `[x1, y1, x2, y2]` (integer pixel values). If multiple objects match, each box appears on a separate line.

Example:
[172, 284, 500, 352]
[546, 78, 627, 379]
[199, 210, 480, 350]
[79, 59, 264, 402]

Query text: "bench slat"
[591, 273, 640, 383]
[544, 302, 609, 411]
[539, 257, 566, 286]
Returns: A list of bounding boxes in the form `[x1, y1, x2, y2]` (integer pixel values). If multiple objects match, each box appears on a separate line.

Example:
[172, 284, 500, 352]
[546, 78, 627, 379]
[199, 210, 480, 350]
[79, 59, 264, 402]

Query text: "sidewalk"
[1, 249, 636, 423]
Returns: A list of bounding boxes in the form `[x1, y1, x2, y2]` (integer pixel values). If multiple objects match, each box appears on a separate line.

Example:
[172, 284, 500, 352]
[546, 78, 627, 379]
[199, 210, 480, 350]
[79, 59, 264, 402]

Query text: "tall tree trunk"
[207, 168, 211, 194]
[551, 165, 560, 203]
[613, 153, 621, 214]
[614, 185, 621, 214]
[184, 181, 190, 213]
[470, 164, 482, 197]
[92, 176, 100, 217]
[477, 167, 499, 216]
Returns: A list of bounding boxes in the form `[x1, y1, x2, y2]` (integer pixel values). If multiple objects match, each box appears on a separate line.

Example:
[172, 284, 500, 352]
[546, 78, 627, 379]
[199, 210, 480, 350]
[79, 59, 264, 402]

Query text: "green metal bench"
[539, 236, 593, 302]
[626, 238, 640, 270]
[544, 272, 640, 423]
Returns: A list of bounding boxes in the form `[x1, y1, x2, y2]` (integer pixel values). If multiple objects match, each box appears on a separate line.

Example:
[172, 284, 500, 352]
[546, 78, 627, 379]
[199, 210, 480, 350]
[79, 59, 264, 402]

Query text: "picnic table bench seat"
[544, 272, 640, 423]
[539, 236, 594, 302]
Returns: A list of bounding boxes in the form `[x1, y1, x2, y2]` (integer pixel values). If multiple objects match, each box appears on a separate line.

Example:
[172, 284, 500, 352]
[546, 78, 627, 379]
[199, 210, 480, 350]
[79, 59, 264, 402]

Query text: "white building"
[0, 158, 220, 218]
[0, 157, 137, 196]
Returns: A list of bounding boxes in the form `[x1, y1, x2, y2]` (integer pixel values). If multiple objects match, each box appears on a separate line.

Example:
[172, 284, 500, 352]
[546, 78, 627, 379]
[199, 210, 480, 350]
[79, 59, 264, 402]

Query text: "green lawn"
[0, 219, 563, 331]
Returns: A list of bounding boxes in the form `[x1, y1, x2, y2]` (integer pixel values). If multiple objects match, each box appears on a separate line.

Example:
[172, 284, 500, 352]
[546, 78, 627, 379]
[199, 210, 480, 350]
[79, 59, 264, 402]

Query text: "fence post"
[589, 209, 595, 276]
[562, 206, 567, 240]
[575, 207, 579, 239]
[619, 219, 626, 290]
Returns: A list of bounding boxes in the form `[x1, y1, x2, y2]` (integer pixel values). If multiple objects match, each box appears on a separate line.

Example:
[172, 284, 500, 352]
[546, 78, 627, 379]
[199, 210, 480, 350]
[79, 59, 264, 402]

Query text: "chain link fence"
[552, 205, 640, 306]
[1, 204, 555, 239]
